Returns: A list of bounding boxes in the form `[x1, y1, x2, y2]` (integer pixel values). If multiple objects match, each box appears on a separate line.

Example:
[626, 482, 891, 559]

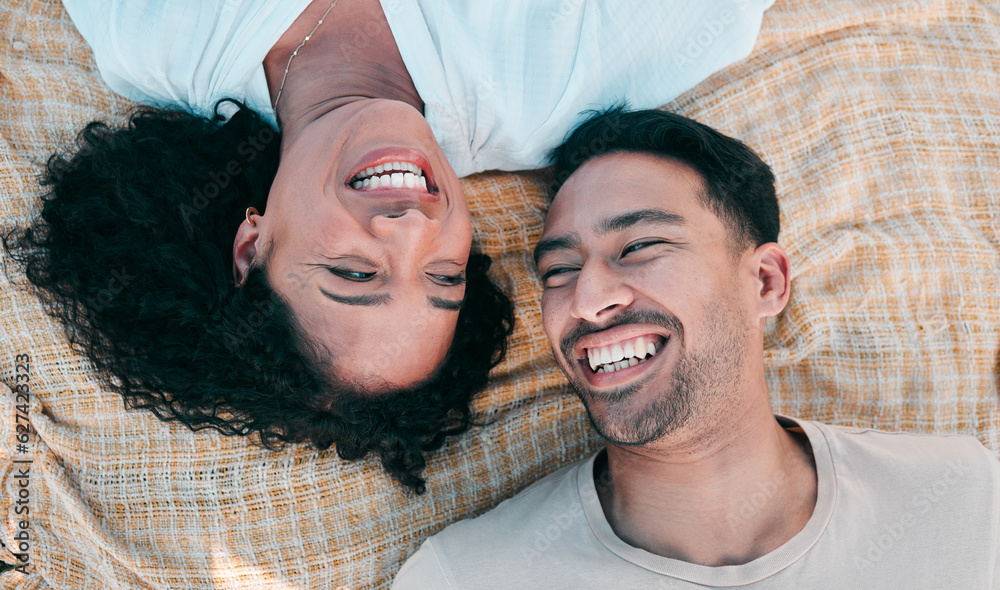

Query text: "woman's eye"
[429, 273, 466, 286]
[331, 268, 376, 281]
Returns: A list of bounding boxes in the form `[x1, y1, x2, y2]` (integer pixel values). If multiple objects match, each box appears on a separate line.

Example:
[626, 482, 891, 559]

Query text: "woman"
[4, 0, 772, 492]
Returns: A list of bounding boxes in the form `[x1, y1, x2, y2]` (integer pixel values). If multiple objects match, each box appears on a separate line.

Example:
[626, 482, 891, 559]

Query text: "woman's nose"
[369, 208, 441, 246]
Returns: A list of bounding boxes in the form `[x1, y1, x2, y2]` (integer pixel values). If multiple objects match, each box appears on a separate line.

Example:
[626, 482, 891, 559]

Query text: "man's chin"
[570, 375, 694, 447]
[585, 413, 649, 446]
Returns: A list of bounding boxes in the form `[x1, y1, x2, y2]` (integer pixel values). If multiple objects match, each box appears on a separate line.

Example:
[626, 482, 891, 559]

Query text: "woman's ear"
[754, 242, 791, 319]
[232, 215, 261, 287]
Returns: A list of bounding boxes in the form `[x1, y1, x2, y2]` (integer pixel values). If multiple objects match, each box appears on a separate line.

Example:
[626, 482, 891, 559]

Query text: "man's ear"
[232, 216, 262, 287]
[754, 242, 790, 319]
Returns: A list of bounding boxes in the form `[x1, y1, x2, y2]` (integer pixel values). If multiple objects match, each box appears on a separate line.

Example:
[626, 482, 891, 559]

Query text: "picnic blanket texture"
[2, 0, 999, 587]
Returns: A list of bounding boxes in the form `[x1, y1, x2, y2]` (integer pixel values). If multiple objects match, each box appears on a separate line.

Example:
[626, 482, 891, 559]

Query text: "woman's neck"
[263, 0, 423, 141]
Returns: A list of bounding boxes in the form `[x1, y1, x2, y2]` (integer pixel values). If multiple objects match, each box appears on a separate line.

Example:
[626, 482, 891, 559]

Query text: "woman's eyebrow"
[320, 290, 391, 306]
[321, 289, 461, 312]
[428, 296, 463, 312]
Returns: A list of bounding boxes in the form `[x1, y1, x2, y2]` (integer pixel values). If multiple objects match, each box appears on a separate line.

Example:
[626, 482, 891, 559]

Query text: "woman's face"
[242, 99, 472, 390]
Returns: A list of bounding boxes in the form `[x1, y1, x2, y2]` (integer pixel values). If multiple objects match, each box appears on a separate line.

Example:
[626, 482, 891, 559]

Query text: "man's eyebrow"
[533, 233, 581, 266]
[533, 209, 685, 266]
[597, 208, 686, 235]
[428, 296, 463, 312]
[320, 290, 391, 306]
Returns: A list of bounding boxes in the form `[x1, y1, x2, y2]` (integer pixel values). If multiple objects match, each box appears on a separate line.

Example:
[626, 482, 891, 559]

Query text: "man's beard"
[560, 303, 747, 446]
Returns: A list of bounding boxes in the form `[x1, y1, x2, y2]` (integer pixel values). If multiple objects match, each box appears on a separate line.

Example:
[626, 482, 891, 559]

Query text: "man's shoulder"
[393, 455, 595, 587]
[800, 419, 1000, 581]
[435, 454, 590, 547]
[812, 419, 995, 460]
[805, 418, 1000, 493]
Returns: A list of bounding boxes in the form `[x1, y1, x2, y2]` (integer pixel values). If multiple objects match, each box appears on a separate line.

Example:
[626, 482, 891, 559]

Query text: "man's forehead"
[558, 151, 704, 192]
[544, 154, 707, 232]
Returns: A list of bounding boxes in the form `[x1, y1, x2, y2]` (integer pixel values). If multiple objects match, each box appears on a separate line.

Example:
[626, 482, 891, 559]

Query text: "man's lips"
[576, 334, 669, 387]
[585, 334, 666, 372]
[565, 324, 672, 388]
[572, 324, 671, 362]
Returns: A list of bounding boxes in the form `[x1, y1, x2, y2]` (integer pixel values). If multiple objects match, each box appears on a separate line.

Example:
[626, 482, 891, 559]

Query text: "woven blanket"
[2, 0, 999, 587]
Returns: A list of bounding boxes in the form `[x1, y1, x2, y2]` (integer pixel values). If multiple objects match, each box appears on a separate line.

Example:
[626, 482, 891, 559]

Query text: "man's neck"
[596, 401, 817, 566]
[263, 0, 423, 141]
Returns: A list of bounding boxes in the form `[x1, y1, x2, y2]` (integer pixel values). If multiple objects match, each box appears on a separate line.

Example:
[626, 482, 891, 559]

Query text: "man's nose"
[369, 208, 441, 247]
[570, 261, 633, 323]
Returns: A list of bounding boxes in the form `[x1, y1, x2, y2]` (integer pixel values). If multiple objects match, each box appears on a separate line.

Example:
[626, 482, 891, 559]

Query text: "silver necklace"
[273, 0, 340, 110]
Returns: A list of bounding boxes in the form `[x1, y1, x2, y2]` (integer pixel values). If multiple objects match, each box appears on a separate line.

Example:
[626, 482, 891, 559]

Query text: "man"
[393, 108, 1000, 588]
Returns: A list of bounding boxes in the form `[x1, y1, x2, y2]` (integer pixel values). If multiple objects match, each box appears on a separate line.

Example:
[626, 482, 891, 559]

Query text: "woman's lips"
[346, 148, 437, 194]
[352, 161, 428, 191]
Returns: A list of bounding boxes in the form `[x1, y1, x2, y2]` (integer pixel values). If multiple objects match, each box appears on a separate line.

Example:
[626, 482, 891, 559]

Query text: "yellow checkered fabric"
[2, 0, 999, 587]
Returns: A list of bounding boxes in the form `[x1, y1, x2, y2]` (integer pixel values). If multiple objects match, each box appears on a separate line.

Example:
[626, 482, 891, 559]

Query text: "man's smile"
[585, 335, 664, 373]
[569, 324, 675, 388]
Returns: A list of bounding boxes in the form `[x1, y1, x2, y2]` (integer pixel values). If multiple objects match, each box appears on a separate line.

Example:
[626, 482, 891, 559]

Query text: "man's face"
[536, 153, 758, 446]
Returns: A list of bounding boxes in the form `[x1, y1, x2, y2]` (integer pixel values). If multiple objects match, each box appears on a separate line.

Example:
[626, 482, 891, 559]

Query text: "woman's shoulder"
[63, 0, 311, 119]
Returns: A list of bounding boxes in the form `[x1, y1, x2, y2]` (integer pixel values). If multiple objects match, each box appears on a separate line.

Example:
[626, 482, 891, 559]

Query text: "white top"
[393, 417, 1000, 589]
[63, 0, 774, 177]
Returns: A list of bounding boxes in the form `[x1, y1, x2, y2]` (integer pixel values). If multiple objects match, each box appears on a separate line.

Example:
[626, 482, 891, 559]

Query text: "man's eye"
[622, 239, 666, 256]
[330, 268, 376, 281]
[429, 273, 466, 286]
[540, 266, 577, 287]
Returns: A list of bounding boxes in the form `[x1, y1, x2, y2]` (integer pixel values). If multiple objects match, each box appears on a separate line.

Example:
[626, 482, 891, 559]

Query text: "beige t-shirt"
[394, 417, 1000, 589]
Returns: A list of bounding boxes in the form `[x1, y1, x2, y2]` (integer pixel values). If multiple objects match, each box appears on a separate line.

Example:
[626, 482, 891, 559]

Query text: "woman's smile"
[235, 98, 473, 388]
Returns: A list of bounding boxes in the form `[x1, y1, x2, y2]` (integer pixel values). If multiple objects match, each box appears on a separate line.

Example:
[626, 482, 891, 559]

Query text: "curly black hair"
[3, 102, 514, 493]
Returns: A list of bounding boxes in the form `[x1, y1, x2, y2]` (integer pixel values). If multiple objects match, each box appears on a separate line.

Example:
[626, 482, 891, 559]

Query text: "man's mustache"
[559, 308, 684, 363]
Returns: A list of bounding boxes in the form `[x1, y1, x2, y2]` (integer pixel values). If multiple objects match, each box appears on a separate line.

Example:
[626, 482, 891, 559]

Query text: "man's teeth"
[351, 162, 428, 190]
[587, 336, 662, 374]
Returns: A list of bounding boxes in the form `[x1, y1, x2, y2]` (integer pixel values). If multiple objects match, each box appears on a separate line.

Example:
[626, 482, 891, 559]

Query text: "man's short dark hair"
[549, 106, 779, 251]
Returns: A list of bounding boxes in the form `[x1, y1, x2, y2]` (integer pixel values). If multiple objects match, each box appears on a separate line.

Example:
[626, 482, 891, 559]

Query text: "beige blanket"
[2, 0, 999, 587]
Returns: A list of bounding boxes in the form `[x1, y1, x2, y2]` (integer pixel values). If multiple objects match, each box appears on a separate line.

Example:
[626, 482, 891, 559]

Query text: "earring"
[246, 207, 260, 227]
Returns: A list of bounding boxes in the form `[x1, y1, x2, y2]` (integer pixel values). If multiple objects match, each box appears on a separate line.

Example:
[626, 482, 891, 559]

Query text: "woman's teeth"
[586, 336, 662, 374]
[351, 161, 428, 190]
